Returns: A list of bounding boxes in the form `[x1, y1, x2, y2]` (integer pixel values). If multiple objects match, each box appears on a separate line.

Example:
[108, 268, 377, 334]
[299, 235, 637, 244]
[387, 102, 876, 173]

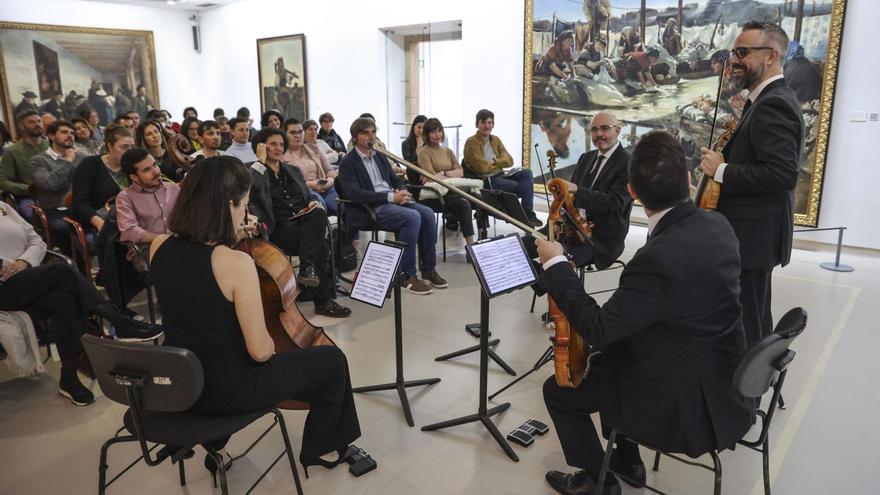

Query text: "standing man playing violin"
[537, 131, 752, 495]
[700, 21, 803, 349]
[247, 127, 351, 318]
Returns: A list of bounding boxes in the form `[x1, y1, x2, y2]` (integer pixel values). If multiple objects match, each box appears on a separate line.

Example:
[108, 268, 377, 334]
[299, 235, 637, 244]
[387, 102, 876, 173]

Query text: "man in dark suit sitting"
[555, 111, 633, 269]
[700, 21, 803, 349]
[336, 117, 446, 295]
[537, 131, 753, 495]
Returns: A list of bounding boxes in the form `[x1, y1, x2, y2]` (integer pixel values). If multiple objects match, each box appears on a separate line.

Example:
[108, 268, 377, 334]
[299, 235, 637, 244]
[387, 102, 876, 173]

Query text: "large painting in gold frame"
[0, 21, 159, 137]
[522, 0, 847, 227]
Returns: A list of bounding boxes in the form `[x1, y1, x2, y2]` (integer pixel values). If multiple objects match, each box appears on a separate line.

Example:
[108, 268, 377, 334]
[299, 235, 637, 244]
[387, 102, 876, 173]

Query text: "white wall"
[0, 0, 203, 122]
[807, 0, 880, 249]
[3, 0, 877, 249]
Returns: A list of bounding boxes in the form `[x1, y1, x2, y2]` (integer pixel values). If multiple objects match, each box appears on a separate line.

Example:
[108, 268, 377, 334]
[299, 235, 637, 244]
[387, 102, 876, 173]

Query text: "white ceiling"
[72, 0, 245, 10]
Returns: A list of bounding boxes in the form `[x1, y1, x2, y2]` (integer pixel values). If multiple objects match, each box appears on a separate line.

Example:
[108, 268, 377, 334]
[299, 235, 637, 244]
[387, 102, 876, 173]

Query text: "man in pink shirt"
[116, 147, 180, 244]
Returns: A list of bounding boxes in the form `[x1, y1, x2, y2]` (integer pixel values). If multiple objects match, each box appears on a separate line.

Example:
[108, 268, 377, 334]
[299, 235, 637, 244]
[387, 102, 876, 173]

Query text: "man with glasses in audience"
[700, 21, 803, 349]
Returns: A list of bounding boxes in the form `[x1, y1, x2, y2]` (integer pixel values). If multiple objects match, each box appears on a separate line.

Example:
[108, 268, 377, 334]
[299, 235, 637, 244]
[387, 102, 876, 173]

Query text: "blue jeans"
[309, 188, 339, 217]
[489, 169, 534, 214]
[373, 202, 437, 278]
[16, 196, 35, 223]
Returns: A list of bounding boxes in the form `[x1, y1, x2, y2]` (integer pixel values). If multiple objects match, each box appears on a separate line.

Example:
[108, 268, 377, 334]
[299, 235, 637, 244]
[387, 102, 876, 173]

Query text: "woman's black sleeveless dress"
[151, 236, 360, 458]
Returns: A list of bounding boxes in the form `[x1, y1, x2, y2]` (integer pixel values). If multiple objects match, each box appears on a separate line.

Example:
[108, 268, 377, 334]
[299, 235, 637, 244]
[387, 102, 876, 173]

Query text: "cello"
[237, 236, 335, 409]
[372, 145, 593, 388]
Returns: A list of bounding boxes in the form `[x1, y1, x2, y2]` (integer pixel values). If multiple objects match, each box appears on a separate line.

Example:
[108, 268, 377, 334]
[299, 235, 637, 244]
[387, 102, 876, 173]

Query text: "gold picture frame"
[0, 21, 159, 135]
[522, 0, 847, 227]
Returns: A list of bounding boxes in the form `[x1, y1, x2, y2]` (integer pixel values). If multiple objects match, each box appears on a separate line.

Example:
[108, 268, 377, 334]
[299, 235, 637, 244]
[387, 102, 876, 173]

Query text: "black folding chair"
[595, 307, 808, 495]
[82, 334, 304, 495]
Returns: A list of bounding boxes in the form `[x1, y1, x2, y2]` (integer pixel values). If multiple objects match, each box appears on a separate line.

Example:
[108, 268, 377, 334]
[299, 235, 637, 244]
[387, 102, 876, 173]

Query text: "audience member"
[337, 117, 446, 294]
[401, 115, 427, 165]
[463, 109, 541, 226]
[190, 120, 226, 159]
[0, 201, 162, 406]
[282, 118, 338, 215]
[116, 148, 180, 244]
[27, 120, 86, 253]
[225, 117, 258, 163]
[416, 118, 475, 246]
[180, 116, 201, 151]
[125, 110, 141, 129]
[236, 106, 258, 141]
[217, 115, 233, 150]
[317, 112, 347, 154]
[135, 120, 181, 182]
[261, 109, 284, 129]
[183, 106, 198, 119]
[72, 124, 133, 232]
[303, 119, 342, 165]
[113, 113, 135, 134]
[346, 113, 386, 151]
[247, 129, 351, 317]
[71, 118, 101, 156]
[0, 110, 48, 219]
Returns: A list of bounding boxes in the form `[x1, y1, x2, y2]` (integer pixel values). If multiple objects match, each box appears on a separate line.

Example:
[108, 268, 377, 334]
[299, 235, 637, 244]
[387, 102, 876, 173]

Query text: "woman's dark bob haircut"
[168, 155, 252, 247]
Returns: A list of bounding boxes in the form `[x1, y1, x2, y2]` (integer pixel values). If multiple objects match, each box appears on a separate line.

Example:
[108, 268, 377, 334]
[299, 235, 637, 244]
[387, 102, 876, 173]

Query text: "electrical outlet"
[870, 113, 879, 122]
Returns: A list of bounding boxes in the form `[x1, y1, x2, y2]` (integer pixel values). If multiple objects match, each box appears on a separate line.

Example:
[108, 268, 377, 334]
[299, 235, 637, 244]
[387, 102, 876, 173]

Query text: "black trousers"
[422, 196, 475, 238]
[543, 370, 637, 472]
[740, 268, 773, 349]
[0, 263, 102, 372]
[199, 346, 361, 460]
[269, 208, 334, 305]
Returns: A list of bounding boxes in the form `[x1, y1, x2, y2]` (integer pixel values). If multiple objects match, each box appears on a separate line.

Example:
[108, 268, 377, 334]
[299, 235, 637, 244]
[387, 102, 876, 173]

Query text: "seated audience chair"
[81, 334, 304, 495]
[594, 307, 808, 495]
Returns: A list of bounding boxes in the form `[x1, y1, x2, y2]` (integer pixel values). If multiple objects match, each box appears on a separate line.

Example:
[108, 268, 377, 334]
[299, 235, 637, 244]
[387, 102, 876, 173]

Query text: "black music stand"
[422, 234, 537, 462]
[351, 241, 441, 427]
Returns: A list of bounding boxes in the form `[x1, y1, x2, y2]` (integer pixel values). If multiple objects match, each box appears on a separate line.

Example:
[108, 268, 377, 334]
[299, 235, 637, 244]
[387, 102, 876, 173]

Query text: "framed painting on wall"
[256, 33, 308, 122]
[522, 0, 847, 226]
[0, 21, 159, 134]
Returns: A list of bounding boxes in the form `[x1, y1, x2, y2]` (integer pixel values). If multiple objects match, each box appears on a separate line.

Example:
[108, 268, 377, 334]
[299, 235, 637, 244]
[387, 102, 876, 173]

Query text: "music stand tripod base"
[434, 336, 517, 376]
[421, 291, 519, 462]
[353, 272, 440, 427]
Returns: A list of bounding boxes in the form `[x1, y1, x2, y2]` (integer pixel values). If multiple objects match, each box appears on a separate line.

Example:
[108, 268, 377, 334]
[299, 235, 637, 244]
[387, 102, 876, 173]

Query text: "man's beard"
[732, 63, 763, 90]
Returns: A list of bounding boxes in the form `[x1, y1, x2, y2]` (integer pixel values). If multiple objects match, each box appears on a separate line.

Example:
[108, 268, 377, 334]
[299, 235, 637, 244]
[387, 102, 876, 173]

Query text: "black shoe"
[58, 374, 95, 406]
[114, 319, 163, 342]
[299, 446, 349, 479]
[527, 211, 544, 228]
[610, 450, 646, 488]
[297, 264, 320, 288]
[545, 469, 620, 495]
[314, 300, 352, 318]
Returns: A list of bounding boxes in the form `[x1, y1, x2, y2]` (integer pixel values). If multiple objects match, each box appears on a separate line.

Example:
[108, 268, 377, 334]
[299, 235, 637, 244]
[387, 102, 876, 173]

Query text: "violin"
[236, 237, 334, 408]
[695, 59, 732, 211]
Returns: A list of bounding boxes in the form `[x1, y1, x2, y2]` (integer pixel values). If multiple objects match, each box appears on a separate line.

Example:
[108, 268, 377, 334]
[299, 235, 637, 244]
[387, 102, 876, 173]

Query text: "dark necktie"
[586, 154, 605, 189]
[742, 98, 753, 114]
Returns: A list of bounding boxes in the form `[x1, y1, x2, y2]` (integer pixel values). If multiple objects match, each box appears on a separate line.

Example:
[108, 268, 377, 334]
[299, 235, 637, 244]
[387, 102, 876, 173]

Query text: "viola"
[695, 58, 733, 211]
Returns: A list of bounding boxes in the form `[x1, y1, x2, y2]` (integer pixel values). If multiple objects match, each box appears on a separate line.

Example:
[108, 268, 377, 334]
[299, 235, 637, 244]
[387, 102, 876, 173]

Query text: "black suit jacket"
[336, 149, 403, 227]
[543, 202, 752, 456]
[248, 161, 311, 234]
[719, 78, 803, 270]
[569, 145, 633, 268]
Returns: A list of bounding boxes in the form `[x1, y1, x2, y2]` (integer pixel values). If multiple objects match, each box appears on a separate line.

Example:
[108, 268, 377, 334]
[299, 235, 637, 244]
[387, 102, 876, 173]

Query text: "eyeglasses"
[589, 125, 619, 133]
[730, 46, 774, 59]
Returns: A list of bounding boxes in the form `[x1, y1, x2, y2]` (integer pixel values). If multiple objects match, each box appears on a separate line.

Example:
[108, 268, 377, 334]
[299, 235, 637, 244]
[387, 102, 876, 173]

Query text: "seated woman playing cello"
[149, 156, 362, 478]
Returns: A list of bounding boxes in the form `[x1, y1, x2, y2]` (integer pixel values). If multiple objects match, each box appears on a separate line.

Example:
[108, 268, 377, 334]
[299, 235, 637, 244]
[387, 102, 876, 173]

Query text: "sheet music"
[350, 242, 403, 308]
[469, 235, 536, 297]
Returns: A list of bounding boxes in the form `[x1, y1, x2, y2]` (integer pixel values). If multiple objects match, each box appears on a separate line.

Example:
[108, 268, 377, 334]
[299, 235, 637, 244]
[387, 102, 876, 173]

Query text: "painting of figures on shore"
[0, 22, 159, 135]
[523, 0, 846, 226]
[257, 34, 308, 122]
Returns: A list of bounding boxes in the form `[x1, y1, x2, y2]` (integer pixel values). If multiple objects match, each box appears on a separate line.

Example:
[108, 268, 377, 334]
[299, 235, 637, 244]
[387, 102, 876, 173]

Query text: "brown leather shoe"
[423, 271, 448, 289]
[545, 469, 621, 495]
[400, 276, 432, 295]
